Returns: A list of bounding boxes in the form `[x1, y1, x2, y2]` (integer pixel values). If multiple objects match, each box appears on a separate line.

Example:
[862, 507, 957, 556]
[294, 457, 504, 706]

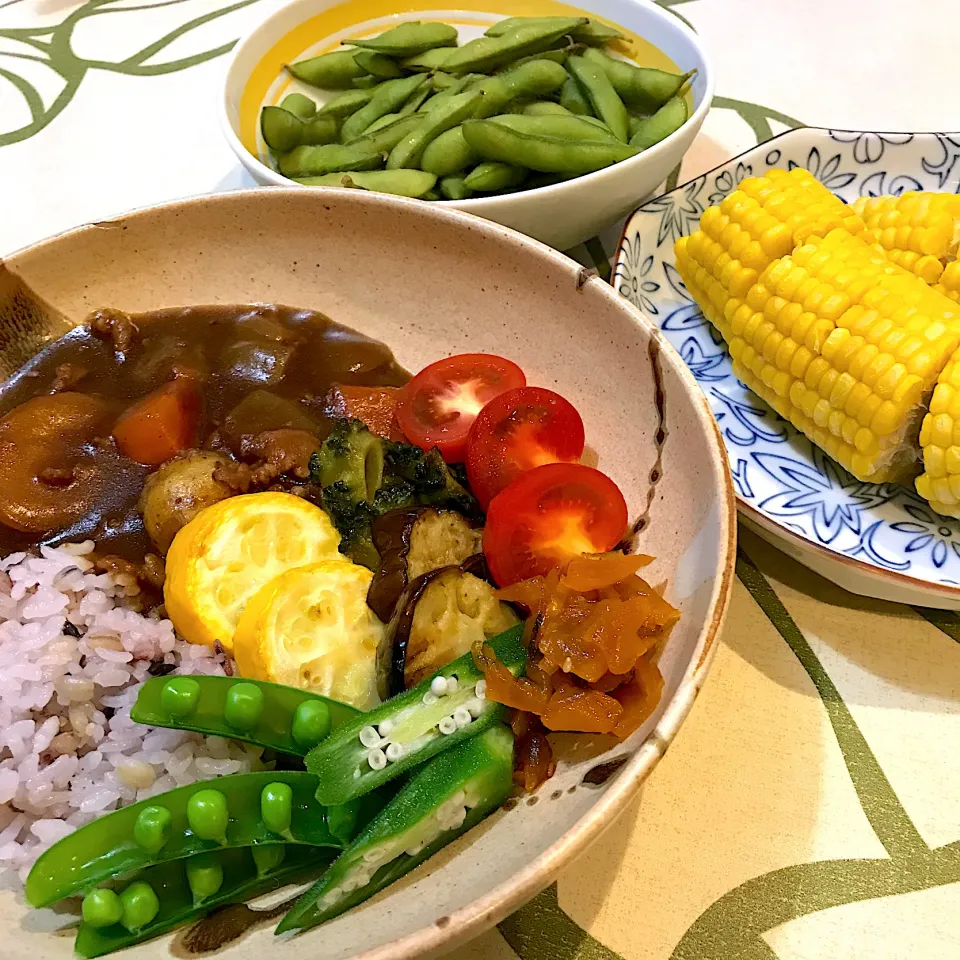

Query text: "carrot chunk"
[112, 380, 201, 466]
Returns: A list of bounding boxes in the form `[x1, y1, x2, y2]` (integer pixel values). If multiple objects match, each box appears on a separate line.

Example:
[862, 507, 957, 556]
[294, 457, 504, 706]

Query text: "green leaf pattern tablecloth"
[1, 0, 958, 956]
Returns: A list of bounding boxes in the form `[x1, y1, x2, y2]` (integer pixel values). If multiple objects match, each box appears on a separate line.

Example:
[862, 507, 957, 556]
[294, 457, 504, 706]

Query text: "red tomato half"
[483, 463, 628, 586]
[466, 387, 585, 507]
[395, 354, 526, 462]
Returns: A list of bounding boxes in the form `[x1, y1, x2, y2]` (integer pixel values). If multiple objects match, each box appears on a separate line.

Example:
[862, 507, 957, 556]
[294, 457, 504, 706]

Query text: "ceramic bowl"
[1, 188, 734, 960]
[220, 0, 713, 250]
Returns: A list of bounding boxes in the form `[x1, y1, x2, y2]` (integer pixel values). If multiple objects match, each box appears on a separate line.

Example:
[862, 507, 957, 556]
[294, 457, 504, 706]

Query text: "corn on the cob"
[936, 259, 960, 305]
[676, 169, 960, 485]
[916, 347, 960, 516]
[853, 191, 960, 286]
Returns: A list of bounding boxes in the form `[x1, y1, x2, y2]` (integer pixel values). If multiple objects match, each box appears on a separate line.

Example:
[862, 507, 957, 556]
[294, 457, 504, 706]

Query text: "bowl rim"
[216, 0, 715, 210]
[3, 185, 737, 960]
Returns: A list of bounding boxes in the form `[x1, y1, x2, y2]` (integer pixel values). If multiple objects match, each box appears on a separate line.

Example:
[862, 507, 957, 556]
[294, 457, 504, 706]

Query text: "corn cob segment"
[916, 347, 960, 516]
[853, 191, 960, 286]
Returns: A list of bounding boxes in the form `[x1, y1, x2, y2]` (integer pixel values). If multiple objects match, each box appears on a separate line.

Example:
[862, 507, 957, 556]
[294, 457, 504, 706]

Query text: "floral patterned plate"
[615, 126, 960, 609]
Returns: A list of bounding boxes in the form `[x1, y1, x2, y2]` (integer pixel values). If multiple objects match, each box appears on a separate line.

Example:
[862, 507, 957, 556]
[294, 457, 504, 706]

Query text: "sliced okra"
[306, 624, 524, 806]
[26, 772, 338, 908]
[131, 675, 358, 756]
[75, 845, 328, 958]
[278, 724, 514, 934]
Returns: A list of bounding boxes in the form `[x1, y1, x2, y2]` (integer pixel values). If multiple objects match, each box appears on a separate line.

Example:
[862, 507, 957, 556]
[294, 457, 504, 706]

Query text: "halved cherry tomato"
[112, 379, 201, 466]
[394, 354, 525, 462]
[483, 463, 628, 586]
[466, 386, 584, 507]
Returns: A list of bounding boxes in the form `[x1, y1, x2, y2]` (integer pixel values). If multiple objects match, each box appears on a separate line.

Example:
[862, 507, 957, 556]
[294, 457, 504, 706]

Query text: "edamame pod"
[420, 125, 479, 176]
[353, 50, 405, 79]
[317, 87, 374, 118]
[400, 47, 455, 71]
[474, 58, 568, 118]
[522, 100, 573, 116]
[278, 725, 514, 934]
[340, 73, 427, 142]
[463, 161, 527, 191]
[287, 49, 367, 89]
[74, 846, 326, 959]
[295, 170, 438, 198]
[489, 113, 619, 142]
[306, 624, 524, 805]
[495, 48, 569, 72]
[461, 119, 638, 174]
[441, 18, 586, 74]
[399, 84, 433, 114]
[352, 75, 381, 88]
[260, 108, 339, 152]
[365, 112, 402, 133]
[581, 46, 694, 112]
[486, 15, 623, 45]
[423, 189, 442, 199]
[25, 772, 339, 908]
[567, 54, 630, 142]
[439, 175, 474, 200]
[131, 675, 357, 756]
[347, 21, 458, 57]
[278, 141, 383, 178]
[387, 88, 484, 169]
[560, 73, 592, 115]
[351, 114, 424, 152]
[629, 95, 689, 148]
[279, 93, 317, 119]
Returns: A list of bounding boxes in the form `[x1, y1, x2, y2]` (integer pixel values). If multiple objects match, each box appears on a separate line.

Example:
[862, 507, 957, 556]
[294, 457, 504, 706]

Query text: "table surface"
[1, 1, 959, 957]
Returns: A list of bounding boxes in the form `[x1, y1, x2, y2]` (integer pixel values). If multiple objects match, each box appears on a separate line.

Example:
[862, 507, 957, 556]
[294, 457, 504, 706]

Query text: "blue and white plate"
[615, 127, 960, 608]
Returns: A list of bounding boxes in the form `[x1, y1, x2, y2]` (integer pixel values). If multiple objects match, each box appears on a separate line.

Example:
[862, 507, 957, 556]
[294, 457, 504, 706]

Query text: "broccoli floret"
[310, 419, 385, 499]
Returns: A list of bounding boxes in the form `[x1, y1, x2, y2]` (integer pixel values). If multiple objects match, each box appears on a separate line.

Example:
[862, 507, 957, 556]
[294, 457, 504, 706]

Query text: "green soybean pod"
[347, 21, 458, 57]
[352, 74, 381, 88]
[560, 74, 592, 115]
[420, 125, 479, 176]
[486, 16, 623, 44]
[400, 47, 455, 71]
[474, 58, 568, 118]
[353, 49, 405, 79]
[441, 17, 586, 74]
[340, 72, 427, 142]
[463, 161, 527, 191]
[295, 169, 438, 198]
[286, 49, 367, 89]
[280, 93, 317, 119]
[279, 141, 383, 178]
[629, 95, 689, 149]
[580, 46, 695, 112]
[261, 107, 303, 151]
[567, 54, 629, 142]
[423, 189, 442, 199]
[131, 676, 357, 756]
[387, 87, 484, 169]
[522, 100, 572, 116]
[399, 84, 433, 115]
[439, 175, 475, 200]
[489, 113, 619, 142]
[317, 87, 374, 118]
[461, 119, 638, 175]
[365, 112, 401, 133]
[495, 48, 569, 72]
[25, 772, 339, 909]
[355, 114, 426, 153]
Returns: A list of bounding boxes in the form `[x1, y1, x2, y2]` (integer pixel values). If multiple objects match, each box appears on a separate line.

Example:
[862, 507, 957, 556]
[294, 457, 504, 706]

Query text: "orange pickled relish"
[480, 551, 679, 745]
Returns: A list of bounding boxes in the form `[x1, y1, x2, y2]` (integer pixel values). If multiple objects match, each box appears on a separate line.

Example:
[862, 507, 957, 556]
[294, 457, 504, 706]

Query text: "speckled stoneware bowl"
[0, 189, 735, 960]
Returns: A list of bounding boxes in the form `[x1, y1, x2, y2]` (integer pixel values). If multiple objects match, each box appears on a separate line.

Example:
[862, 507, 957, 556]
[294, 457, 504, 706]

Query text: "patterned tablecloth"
[2, 0, 959, 957]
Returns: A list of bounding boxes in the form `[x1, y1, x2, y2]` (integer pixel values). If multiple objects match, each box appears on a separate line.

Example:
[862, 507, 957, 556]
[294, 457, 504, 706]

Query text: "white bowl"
[220, 0, 714, 250]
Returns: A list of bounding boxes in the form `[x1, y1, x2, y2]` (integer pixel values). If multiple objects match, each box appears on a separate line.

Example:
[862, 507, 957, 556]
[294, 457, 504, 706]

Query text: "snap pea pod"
[354, 49, 405, 79]
[131, 675, 358, 756]
[567, 54, 629, 142]
[629, 95, 689, 148]
[278, 140, 382, 178]
[474, 58, 568, 117]
[339, 72, 427, 142]
[580, 46, 695, 112]
[387, 87, 484, 169]
[439, 175, 474, 200]
[560, 73, 592, 114]
[347, 21, 458, 57]
[441, 17, 586, 74]
[350, 114, 424, 153]
[400, 46, 455, 71]
[316, 87, 373, 118]
[461, 119, 638, 174]
[295, 170, 437, 198]
[486, 16, 623, 45]
[25, 772, 339, 908]
[420, 125, 478, 176]
[489, 113, 618, 142]
[260, 107, 339, 152]
[286, 49, 367, 89]
[278, 725, 514, 934]
[306, 624, 524, 805]
[279, 93, 316, 120]
[463, 161, 527, 191]
[75, 845, 326, 959]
